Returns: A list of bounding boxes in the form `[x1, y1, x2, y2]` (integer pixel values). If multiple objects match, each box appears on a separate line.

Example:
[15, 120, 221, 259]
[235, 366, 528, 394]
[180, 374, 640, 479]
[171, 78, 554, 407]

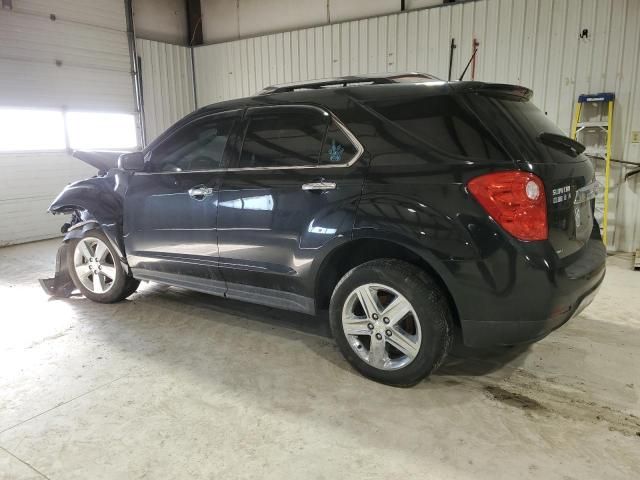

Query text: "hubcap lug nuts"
[372, 313, 379, 320]
[367, 323, 374, 330]
[375, 333, 383, 340]
[383, 317, 390, 324]
[386, 329, 392, 337]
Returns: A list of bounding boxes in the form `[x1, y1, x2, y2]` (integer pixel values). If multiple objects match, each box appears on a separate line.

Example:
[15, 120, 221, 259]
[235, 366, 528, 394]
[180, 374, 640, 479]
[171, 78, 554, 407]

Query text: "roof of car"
[146, 77, 531, 151]
[187, 73, 450, 117]
[150, 76, 531, 148]
[193, 78, 530, 112]
[257, 72, 441, 94]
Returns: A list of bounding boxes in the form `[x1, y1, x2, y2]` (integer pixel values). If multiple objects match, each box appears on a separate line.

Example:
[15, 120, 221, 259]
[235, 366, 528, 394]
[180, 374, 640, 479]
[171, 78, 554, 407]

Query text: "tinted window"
[319, 120, 358, 164]
[370, 95, 507, 160]
[151, 116, 235, 172]
[466, 94, 580, 164]
[239, 108, 328, 168]
[491, 96, 566, 137]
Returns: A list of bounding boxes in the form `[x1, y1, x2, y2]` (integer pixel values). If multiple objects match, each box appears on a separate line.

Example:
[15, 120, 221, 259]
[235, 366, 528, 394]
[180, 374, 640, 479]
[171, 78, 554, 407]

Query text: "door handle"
[188, 185, 214, 200]
[302, 180, 336, 191]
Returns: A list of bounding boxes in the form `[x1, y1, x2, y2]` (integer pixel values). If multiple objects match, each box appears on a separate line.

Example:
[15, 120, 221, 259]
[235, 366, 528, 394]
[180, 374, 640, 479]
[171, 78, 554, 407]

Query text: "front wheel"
[329, 259, 452, 387]
[67, 230, 139, 303]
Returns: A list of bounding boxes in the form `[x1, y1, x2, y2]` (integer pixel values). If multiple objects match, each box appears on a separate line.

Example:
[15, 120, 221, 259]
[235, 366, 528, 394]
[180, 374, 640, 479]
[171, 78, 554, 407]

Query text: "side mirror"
[118, 152, 145, 171]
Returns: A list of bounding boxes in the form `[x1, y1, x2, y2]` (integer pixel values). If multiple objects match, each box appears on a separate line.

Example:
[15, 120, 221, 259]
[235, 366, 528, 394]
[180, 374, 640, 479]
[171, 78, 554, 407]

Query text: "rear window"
[468, 94, 582, 164]
[238, 106, 360, 168]
[489, 96, 566, 137]
[369, 95, 508, 161]
[239, 108, 327, 168]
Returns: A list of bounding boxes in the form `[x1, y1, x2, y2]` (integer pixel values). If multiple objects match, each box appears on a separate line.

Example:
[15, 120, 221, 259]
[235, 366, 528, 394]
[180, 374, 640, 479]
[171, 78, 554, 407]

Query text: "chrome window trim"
[135, 104, 364, 175]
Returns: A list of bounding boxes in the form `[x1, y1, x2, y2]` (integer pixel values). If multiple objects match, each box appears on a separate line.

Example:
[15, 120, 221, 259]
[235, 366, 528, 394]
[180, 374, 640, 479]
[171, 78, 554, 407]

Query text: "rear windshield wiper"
[537, 132, 586, 157]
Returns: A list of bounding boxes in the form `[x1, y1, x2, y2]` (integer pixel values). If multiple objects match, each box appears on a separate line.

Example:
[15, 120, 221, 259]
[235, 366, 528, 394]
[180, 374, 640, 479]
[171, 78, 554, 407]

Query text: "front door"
[217, 105, 365, 313]
[124, 111, 240, 294]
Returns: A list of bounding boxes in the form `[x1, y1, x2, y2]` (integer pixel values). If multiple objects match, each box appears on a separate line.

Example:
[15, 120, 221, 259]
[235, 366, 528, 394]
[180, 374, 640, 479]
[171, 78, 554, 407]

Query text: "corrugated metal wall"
[192, 0, 640, 252]
[137, 39, 195, 143]
[0, 1, 133, 245]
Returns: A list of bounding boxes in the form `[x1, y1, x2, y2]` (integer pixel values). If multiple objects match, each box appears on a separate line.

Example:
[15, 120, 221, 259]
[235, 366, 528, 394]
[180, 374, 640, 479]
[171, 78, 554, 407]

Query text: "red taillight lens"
[467, 171, 548, 241]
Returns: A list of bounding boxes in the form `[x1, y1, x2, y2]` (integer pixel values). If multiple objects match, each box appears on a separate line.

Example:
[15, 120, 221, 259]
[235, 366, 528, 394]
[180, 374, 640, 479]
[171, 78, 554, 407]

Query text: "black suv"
[42, 74, 606, 386]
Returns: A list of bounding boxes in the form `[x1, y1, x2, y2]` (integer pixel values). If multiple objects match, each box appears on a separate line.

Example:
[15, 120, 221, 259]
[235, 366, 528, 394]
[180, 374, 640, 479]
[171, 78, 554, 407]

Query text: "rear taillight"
[467, 171, 547, 241]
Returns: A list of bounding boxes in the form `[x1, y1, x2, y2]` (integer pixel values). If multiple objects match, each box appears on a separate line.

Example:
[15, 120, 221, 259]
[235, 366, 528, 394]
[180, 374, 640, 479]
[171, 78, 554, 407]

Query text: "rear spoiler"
[452, 82, 533, 101]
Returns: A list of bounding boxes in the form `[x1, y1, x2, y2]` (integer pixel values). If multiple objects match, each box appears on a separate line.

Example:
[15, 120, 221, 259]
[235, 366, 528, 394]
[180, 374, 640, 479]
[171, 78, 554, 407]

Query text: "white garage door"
[0, 0, 137, 245]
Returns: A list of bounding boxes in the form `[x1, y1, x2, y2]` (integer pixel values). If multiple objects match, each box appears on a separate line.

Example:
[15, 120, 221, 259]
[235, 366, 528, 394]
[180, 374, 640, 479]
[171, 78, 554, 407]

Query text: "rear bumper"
[460, 272, 603, 347]
[452, 238, 606, 348]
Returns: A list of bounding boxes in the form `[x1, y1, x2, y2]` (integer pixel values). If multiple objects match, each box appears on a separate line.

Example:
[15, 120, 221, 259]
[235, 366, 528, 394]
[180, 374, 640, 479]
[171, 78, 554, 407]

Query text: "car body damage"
[40, 151, 133, 297]
[39, 76, 605, 369]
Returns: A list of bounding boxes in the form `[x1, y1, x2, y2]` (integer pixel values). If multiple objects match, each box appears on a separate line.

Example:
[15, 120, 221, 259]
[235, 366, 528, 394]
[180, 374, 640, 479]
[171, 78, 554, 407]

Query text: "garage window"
[66, 112, 138, 150]
[0, 108, 138, 152]
[0, 108, 66, 151]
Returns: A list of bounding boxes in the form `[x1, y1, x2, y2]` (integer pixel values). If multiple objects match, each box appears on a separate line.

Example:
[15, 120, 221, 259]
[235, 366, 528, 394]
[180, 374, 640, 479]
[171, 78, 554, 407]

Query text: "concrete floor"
[0, 239, 638, 480]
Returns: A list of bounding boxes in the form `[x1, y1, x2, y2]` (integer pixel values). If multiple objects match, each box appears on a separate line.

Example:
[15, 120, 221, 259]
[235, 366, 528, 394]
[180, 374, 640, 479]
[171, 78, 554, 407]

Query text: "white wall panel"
[137, 39, 195, 142]
[0, 8, 134, 112]
[0, 153, 95, 246]
[133, 0, 188, 45]
[10, 0, 127, 31]
[0, 58, 135, 112]
[192, 0, 640, 252]
[328, 0, 398, 23]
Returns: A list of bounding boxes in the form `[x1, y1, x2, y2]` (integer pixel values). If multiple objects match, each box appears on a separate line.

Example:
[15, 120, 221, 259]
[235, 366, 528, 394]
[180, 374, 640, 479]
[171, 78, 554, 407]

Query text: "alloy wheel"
[73, 237, 117, 294]
[341, 283, 422, 370]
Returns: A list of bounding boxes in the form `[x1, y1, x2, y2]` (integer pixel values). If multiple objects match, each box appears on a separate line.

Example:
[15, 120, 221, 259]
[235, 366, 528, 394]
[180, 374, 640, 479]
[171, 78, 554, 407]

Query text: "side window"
[150, 115, 235, 172]
[239, 108, 328, 168]
[320, 120, 359, 164]
[369, 95, 507, 160]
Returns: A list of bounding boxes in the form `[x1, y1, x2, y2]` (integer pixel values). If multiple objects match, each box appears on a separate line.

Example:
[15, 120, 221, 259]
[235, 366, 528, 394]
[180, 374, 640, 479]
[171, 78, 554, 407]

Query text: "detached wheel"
[330, 259, 452, 387]
[67, 230, 139, 303]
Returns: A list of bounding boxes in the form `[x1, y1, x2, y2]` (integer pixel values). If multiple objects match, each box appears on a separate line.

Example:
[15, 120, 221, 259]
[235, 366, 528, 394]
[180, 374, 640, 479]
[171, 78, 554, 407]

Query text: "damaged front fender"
[49, 169, 130, 261]
[42, 165, 133, 297]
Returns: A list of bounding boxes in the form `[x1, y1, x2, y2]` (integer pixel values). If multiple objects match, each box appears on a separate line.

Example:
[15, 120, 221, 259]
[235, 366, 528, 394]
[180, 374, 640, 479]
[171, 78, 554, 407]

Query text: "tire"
[67, 230, 139, 303]
[329, 259, 452, 387]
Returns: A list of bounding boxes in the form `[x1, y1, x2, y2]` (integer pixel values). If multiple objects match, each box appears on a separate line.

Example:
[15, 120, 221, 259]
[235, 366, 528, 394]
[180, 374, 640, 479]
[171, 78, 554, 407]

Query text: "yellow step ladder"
[571, 92, 615, 245]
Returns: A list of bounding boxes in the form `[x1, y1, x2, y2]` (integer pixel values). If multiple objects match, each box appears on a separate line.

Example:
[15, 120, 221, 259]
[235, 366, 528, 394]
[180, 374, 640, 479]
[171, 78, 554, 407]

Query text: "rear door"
[124, 111, 240, 292]
[216, 105, 365, 312]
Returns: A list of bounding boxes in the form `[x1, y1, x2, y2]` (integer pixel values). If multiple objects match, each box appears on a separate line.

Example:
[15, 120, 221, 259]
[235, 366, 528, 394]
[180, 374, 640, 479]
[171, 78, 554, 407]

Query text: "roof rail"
[257, 72, 440, 95]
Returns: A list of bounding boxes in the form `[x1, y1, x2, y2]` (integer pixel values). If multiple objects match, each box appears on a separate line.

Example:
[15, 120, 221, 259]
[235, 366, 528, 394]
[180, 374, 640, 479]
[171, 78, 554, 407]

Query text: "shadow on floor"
[130, 283, 532, 380]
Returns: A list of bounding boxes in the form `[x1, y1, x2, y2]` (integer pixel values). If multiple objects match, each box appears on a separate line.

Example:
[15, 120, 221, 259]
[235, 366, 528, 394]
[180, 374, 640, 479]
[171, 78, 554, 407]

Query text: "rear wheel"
[67, 230, 139, 303]
[329, 259, 452, 387]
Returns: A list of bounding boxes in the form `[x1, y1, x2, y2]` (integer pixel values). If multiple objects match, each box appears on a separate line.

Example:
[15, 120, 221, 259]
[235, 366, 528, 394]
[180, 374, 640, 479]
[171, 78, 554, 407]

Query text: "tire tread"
[330, 258, 453, 387]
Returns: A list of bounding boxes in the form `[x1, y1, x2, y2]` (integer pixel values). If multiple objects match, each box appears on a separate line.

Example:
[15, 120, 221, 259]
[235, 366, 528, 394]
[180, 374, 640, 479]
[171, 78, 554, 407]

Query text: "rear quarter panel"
[348, 101, 556, 326]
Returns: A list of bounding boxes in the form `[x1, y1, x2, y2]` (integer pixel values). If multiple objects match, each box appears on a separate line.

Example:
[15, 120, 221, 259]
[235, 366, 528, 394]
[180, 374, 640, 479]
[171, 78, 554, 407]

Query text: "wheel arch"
[313, 236, 460, 328]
